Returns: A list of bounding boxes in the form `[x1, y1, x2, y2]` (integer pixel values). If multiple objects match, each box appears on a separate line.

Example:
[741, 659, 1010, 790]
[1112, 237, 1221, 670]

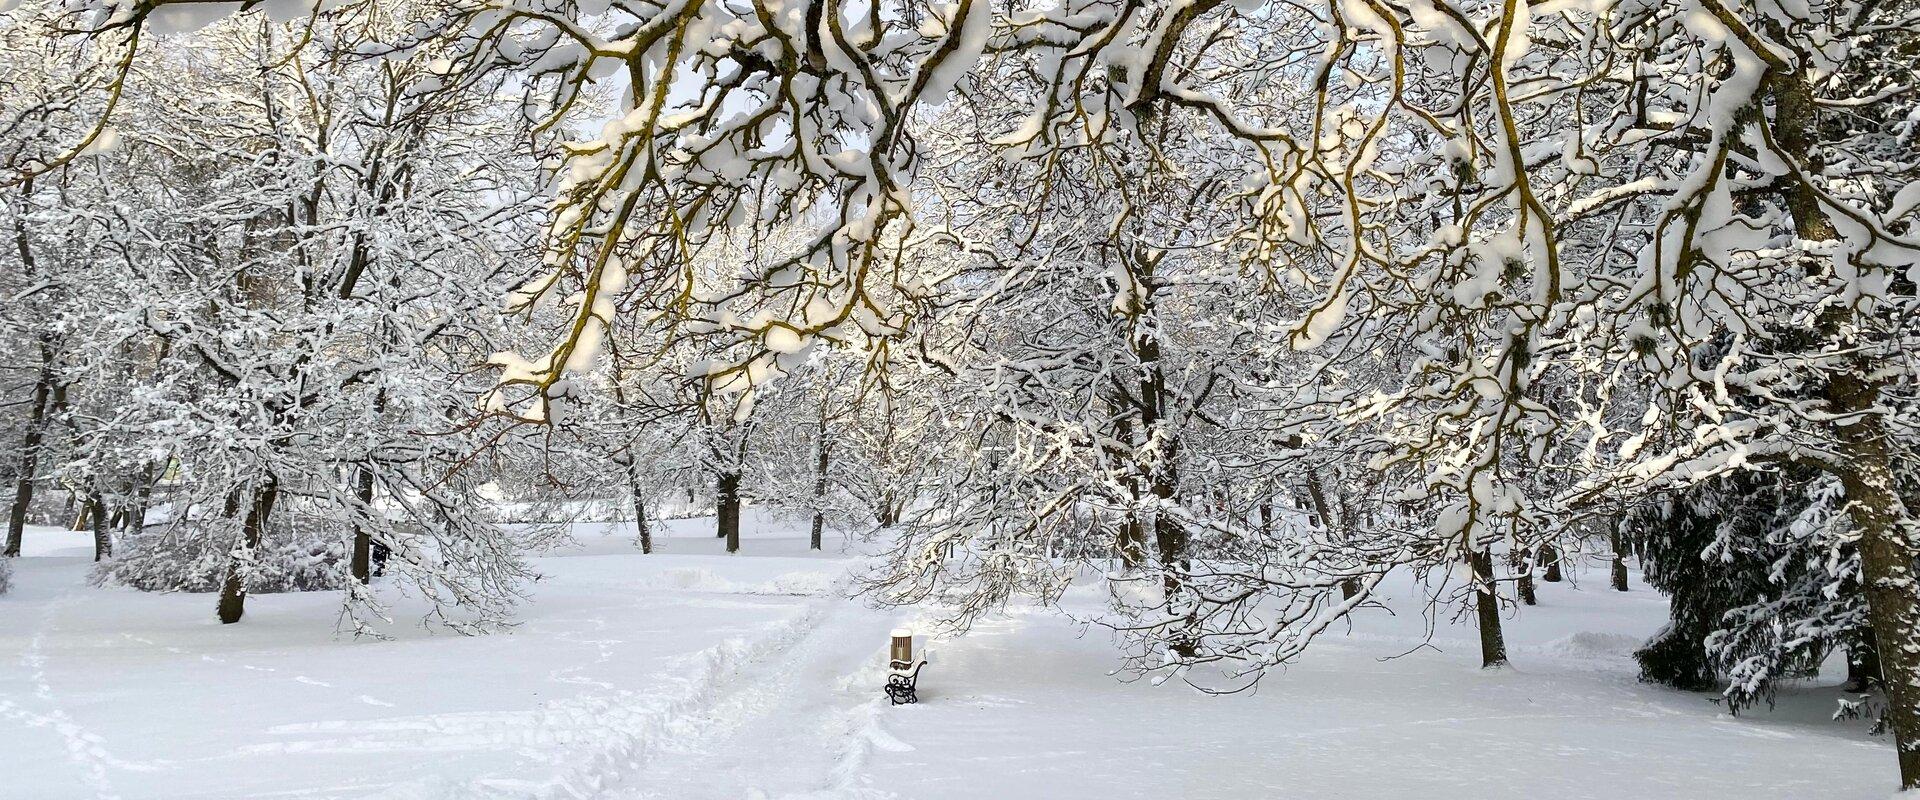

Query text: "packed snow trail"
[444, 582, 906, 800]
[603, 584, 910, 800]
[363, 594, 875, 800]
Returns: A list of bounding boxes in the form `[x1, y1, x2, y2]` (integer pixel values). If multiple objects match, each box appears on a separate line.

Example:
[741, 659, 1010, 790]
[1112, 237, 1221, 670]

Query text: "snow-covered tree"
[3, 3, 577, 633]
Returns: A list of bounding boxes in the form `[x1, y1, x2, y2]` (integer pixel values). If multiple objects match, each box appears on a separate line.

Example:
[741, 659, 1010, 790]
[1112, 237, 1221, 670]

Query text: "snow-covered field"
[2, 515, 1892, 799]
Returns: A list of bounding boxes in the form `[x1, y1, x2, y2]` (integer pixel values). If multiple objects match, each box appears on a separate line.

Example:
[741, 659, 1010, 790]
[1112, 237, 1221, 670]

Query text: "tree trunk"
[69, 497, 90, 531]
[1302, 477, 1361, 600]
[1470, 548, 1508, 668]
[1109, 407, 1146, 572]
[633, 496, 653, 555]
[1540, 543, 1563, 582]
[88, 490, 110, 561]
[4, 365, 52, 557]
[809, 428, 830, 552]
[1609, 520, 1630, 592]
[627, 459, 652, 555]
[1847, 630, 1883, 694]
[1514, 549, 1537, 606]
[1123, 249, 1195, 658]
[716, 471, 741, 553]
[1153, 508, 1195, 658]
[350, 466, 376, 583]
[1117, 514, 1147, 572]
[1831, 387, 1920, 787]
[5, 180, 52, 559]
[217, 478, 279, 625]
[125, 461, 158, 535]
[1767, 54, 1920, 787]
[1143, 411, 1190, 655]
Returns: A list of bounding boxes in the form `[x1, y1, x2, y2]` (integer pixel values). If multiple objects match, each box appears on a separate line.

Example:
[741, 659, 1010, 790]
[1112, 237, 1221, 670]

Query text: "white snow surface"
[0, 516, 1894, 799]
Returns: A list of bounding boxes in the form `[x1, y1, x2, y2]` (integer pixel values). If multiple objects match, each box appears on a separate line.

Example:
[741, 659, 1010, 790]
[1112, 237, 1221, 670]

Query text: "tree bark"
[88, 490, 110, 561]
[350, 389, 391, 583]
[127, 475, 152, 535]
[1609, 520, 1630, 592]
[1514, 549, 1537, 606]
[627, 459, 652, 555]
[1108, 405, 1147, 572]
[4, 360, 53, 557]
[1152, 497, 1194, 657]
[633, 496, 653, 555]
[1540, 543, 1563, 582]
[350, 466, 376, 583]
[69, 495, 90, 531]
[1765, 54, 1920, 787]
[1471, 548, 1509, 668]
[1117, 514, 1147, 572]
[217, 477, 279, 625]
[1847, 630, 1883, 694]
[1302, 477, 1361, 600]
[810, 417, 830, 551]
[5, 179, 52, 558]
[122, 458, 164, 540]
[1830, 379, 1920, 787]
[1122, 250, 1195, 658]
[717, 470, 741, 553]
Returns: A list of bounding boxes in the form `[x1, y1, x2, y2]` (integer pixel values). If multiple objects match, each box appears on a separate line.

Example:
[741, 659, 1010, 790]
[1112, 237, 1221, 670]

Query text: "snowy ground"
[1, 513, 1895, 799]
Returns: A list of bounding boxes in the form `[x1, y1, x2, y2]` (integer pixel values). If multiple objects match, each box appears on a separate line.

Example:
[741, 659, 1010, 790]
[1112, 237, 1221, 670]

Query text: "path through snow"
[608, 579, 903, 800]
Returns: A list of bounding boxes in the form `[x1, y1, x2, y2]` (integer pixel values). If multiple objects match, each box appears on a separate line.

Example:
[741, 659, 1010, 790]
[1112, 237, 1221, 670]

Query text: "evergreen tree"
[1633, 469, 1874, 711]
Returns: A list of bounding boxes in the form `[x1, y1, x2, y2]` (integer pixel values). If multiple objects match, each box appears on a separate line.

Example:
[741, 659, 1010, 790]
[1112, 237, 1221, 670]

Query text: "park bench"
[885, 658, 927, 705]
[884, 629, 927, 705]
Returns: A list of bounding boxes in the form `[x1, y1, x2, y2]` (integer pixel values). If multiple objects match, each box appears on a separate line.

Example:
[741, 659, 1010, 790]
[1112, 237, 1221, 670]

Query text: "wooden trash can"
[890, 629, 913, 667]
[885, 628, 925, 704]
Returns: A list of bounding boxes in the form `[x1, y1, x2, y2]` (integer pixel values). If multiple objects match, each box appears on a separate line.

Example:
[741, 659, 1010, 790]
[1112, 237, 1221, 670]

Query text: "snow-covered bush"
[97, 519, 349, 595]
